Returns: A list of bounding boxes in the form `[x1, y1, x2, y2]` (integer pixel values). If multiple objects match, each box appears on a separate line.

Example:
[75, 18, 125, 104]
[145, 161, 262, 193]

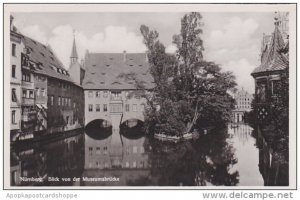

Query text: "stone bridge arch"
[121, 112, 145, 124]
[85, 113, 112, 126]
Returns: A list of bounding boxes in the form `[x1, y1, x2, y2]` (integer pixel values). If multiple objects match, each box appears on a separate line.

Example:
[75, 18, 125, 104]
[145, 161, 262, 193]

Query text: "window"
[65, 98, 67, 106]
[96, 147, 101, 155]
[12, 88, 17, 102]
[68, 98, 71, 107]
[12, 65, 16, 78]
[89, 147, 93, 156]
[29, 90, 34, 98]
[133, 104, 137, 112]
[103, 104, 107, 112]
[88, 104, 93, 112]
[41, 89, 45, 97]
[58, 96, 61, 106]
[96, 91, 100, 98]
[22, 90, 27, 98]
[66, 116, 69, 124]
[35, 88, 39, 96]
[104, 146, 108, 155]
[22, 72, 31, 82]
[88, 91, 93, 98]
[103, 91, 108, 98]
[125, 104, 130, 112]
[96, 104, 100, 112]
[61, 97, 64, 106]
[12, 110, 16, 124]
[12, 43, 16, 56]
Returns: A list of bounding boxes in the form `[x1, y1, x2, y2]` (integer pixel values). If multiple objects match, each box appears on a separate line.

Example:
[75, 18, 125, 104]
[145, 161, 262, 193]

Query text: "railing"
[110, 96, 122, 101]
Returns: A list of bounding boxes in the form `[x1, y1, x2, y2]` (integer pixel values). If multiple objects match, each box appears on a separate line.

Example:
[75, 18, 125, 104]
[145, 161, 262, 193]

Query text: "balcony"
[22, 98, 35, 105]
[21, 81, 34, 89]
[110, 96, 123, 101]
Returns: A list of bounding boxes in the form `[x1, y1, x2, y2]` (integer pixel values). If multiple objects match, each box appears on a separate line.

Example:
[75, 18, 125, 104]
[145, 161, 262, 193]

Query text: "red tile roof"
[252, 26, 289, 75]
[83, 53, 155, 90]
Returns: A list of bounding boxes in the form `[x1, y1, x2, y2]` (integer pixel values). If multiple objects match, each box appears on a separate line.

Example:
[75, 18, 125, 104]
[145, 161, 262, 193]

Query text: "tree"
[121, 12, 237, 136]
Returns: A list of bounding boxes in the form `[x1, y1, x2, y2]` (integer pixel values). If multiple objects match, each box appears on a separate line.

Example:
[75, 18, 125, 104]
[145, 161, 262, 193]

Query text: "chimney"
[123, 50, 127, 62]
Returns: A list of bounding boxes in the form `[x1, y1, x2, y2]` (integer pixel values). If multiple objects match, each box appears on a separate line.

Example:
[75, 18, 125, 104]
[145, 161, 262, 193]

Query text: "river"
[10, 123, 270, 186]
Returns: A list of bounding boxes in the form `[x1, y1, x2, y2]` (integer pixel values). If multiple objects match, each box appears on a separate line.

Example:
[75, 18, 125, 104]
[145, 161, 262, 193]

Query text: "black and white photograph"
[3, 3, 296, 190]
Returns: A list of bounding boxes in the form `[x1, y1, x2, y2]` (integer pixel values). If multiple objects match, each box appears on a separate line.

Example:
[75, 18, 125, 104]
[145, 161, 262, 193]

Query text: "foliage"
[121, 12, 237, 136]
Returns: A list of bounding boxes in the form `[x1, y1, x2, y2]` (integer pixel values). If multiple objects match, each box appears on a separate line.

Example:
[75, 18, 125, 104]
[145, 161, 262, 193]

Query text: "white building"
[68, 38, 154, 134]
[232, 89, 253, 123]
[10, 15, 24, 139]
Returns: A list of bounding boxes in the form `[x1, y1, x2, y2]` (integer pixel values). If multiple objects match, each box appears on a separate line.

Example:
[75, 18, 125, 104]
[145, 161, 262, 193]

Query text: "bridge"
[85, 102, 145, 134]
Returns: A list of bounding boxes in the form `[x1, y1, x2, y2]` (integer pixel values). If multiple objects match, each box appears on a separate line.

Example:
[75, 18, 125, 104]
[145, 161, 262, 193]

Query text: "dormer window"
[106, 64, 110, 67]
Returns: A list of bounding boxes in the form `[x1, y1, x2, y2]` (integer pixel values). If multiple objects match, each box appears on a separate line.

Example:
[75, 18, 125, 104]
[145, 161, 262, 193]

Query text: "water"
[10, 124, 267, 186]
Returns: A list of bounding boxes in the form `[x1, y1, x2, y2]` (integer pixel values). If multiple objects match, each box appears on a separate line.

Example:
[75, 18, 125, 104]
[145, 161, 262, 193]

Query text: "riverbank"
[154, 132, 199, 143]
[11, 127, 84, 149]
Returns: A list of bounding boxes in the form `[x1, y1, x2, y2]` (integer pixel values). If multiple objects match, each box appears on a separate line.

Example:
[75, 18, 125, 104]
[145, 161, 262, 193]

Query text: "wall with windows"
[47, 77, 84, 133]
[10, 32, 24, 133]
[84, 90, 147, 125]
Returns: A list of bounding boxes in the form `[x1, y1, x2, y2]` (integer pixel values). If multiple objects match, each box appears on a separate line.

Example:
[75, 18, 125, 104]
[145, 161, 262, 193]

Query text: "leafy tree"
[120, 12, 237, 136]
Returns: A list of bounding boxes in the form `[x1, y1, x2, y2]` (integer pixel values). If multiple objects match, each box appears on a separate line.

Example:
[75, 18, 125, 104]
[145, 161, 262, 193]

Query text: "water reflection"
[11, 132, 84, 186]
[11, 123, 283, 186]
[83, 125, 150, 186]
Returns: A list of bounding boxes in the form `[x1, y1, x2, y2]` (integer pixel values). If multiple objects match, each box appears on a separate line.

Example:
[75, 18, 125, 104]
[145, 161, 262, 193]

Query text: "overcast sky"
[12, 12, 276, 93]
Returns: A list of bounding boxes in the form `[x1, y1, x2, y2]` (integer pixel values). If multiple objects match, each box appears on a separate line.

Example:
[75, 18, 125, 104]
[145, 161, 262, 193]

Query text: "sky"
[12, 12, 275, 93]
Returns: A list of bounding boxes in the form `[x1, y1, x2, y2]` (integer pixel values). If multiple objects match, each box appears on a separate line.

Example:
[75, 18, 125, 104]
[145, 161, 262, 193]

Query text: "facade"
[232, 89, 253, 123]
[10, 15, 85, 141]
[251, 12, 289, 186]
[251, 12, 289, 125]
[82, 49, 154, 132]
[21, 35, 85, 135]
[10, 16, 23, 140]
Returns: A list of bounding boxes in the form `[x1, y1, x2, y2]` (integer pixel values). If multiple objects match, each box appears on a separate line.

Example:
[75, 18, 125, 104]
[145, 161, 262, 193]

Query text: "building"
[21, 35, 85, 135]
[10, 15, 85, 141]
[10, 16, 24, 140]
[251, 12, 289, 186]
[81, 48, 154, 133]
[251, 12, 289, 125]
[232, 89, 253, 123]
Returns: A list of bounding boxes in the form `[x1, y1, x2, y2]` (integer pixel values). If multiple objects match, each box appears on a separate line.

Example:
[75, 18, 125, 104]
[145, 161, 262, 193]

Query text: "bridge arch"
[85, 119, 112, 140]
[85, 114, 112, 126]
[121, 112, 144, 124]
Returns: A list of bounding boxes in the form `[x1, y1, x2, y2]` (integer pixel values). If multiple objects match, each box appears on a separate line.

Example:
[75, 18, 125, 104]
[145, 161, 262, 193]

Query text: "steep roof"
[70, 38, 78, 58]
[22, 35, 74, 83]
[252, 26, 289, 75]
[82, 53, 155, 90]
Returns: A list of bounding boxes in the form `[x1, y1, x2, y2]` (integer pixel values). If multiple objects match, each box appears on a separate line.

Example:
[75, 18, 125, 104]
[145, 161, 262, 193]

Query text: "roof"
[252, 26, 289, 75]
[235, 89, 253, 99]
[82, 53, 155, 90]
[22, 35, 75, 83]
[70, 38, 78, 58]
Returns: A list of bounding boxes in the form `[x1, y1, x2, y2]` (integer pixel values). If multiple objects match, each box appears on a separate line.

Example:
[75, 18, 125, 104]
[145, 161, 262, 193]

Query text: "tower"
[69, 35, 85, 85]
[70, 36, 78, 65]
